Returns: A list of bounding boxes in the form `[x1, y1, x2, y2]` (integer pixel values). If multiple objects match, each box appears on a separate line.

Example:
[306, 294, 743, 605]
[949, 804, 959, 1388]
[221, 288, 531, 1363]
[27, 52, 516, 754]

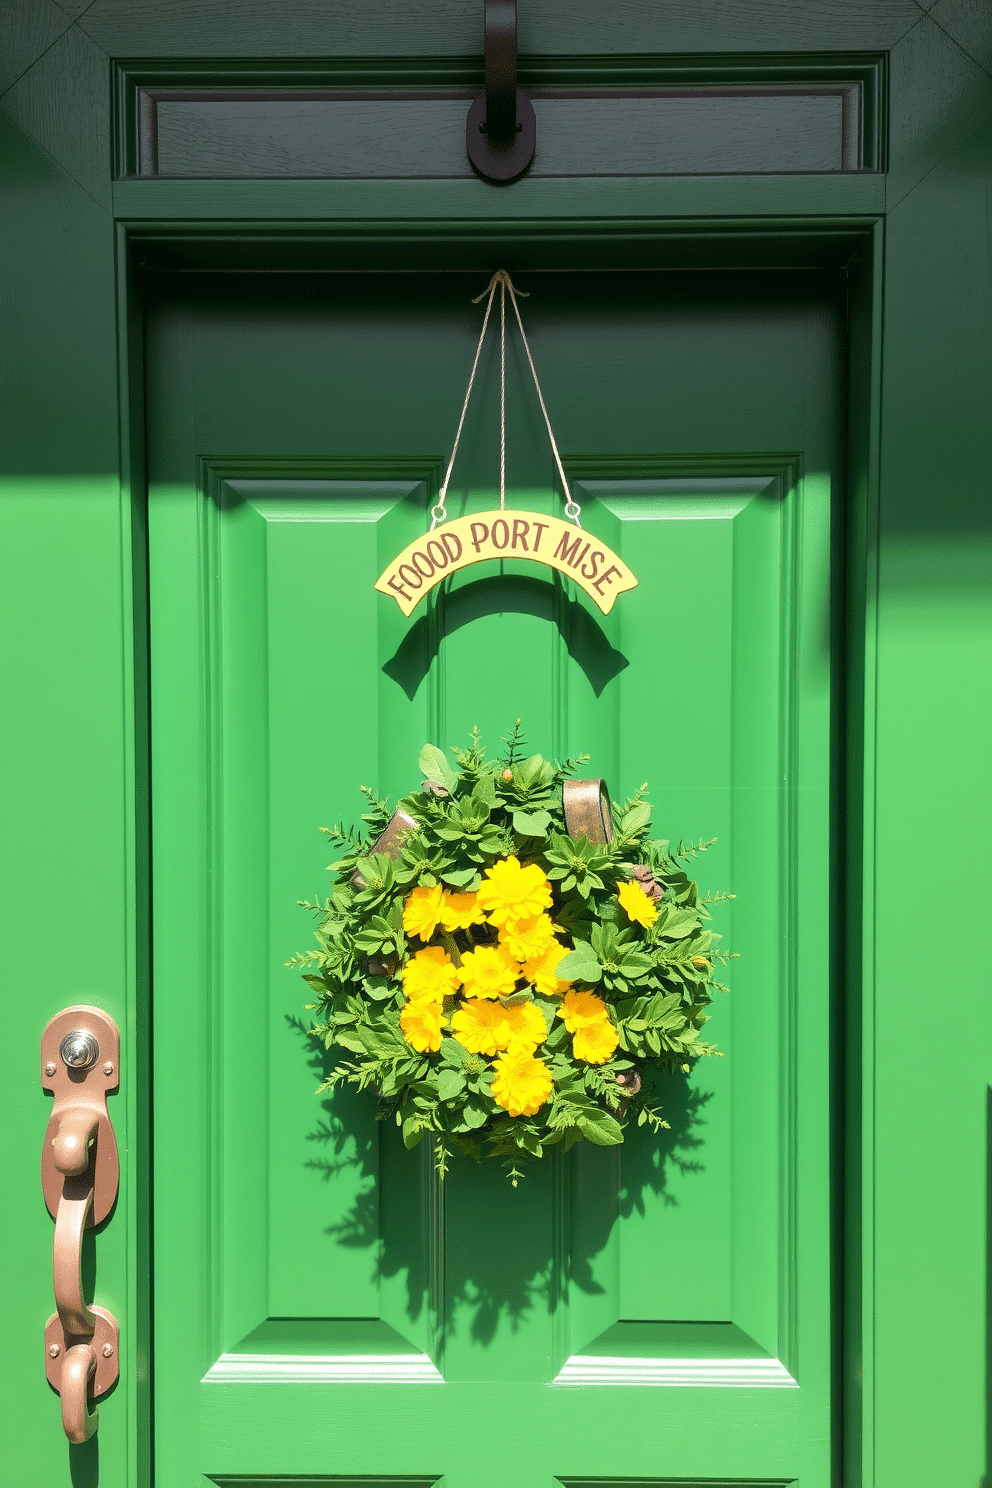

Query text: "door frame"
[119, 213, 882, 1486]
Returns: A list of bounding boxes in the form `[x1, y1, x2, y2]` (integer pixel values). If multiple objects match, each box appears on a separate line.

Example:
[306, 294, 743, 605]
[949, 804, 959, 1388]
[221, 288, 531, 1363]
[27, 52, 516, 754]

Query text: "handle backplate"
[41, 1005, 119, 1225]
[45, 1306, 119, 1398]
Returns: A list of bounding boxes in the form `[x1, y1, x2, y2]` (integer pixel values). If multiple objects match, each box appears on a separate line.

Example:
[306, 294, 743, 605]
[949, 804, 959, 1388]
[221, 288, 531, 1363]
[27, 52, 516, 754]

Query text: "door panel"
[147, 270, 841, 1486]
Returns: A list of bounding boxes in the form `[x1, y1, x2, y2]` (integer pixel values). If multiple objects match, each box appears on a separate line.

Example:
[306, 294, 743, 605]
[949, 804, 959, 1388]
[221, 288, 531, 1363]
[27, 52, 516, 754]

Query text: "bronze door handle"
[41, 1007, 121, 1443]
[51, 1107, 100, 1177]
[53, 1176, 96, 1337]
[60, 1345, 98, 1444]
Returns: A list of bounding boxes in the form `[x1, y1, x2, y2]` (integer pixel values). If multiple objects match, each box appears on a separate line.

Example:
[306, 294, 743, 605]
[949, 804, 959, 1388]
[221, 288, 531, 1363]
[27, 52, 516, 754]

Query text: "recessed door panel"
[147, 270, 841, 1487]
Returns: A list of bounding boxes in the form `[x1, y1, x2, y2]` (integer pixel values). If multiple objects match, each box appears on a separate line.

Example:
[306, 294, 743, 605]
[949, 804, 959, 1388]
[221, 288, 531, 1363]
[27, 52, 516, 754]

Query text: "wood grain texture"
[0, 0, 72, 95]
[77, 0, 924, 59]
[147, 90, 851, 180]
[51, 0, 101, 18]
[111, 172, 887, 225]
[2, 22, 112, 209]
[886, 11, 992, 208]
[929, 0, 992, 76]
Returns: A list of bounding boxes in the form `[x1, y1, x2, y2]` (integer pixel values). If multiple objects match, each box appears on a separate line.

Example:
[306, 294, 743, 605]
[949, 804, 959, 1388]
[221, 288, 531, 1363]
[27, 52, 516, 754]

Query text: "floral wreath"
[294, 724, 732, 1181]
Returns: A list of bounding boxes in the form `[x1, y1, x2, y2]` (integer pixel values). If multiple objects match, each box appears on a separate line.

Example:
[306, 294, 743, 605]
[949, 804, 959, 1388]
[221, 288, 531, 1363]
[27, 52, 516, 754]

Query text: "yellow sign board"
[375, 510, 637, 618]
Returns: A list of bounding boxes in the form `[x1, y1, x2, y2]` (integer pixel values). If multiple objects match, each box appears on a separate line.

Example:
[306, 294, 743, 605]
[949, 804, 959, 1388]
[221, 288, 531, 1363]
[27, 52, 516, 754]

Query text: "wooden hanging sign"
[375, 509, 638, 617]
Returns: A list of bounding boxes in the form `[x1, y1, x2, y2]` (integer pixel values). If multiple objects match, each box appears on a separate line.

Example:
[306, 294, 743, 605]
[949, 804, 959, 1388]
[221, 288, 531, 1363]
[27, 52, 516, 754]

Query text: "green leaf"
[577, 1108, 624, 1146]
[437, 1069, 467, 1101]
[460, 1099, 490, 1130]
[512, 808, 552, 836]
[401, 1113, 427, 1149]
[620, 802, 652, 833]
[419, 743, 458, 792]
[472, 772, 497, 808]
[442, 866, 480, 888]
[333, 1031, 367, 1054]
[658, 908, 700, 940]
[555, 941, 603, 984]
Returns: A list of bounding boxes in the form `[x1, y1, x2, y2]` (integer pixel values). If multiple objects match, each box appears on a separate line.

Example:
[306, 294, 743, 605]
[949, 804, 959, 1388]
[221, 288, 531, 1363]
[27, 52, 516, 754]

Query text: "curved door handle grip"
[41, 1007, 121, 1443]
[53, 1176, 96, 1337]
[60, 1346, 98, 1444]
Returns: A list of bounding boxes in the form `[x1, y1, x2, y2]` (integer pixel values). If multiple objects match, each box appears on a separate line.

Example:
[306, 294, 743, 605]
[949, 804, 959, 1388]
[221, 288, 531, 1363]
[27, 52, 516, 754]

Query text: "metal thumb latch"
[41, 1006, 121, 1444]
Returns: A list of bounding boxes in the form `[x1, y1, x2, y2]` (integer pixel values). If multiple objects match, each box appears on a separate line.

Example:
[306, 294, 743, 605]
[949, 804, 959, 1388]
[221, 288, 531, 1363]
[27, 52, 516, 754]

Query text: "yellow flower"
[498, 912, 559, 963]
[477, 855, 552, 929]
[458, 943, 518, 1000]
[557, 989, 611, 1031]
[403, 884, 445, 941]
[450, 997, 548, 1056]
[451, 999, 515, 1056]
[401, 946, 460, 1003]
[617, 878, 657, 929]
[491, 1050, 554, 1116]
[400, 999, 445, 1053]
[439, 890, 485, 932]
[523, 941, 572, 997]
[503, 1000, 548, 1055]
[572, 1018, 619, 1064]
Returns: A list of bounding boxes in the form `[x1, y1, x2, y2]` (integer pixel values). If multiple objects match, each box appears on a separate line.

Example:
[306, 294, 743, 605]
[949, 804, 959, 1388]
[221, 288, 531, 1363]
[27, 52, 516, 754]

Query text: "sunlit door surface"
[147, 269, 842, 1488]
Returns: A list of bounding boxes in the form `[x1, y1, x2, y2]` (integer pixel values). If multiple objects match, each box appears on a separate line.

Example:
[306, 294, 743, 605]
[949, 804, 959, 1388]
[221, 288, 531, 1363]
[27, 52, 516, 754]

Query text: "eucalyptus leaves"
[293, 725, 732, 1181]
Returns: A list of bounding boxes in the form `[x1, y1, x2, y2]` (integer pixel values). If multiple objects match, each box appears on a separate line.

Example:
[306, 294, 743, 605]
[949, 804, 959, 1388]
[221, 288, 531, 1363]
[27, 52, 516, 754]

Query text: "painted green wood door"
[147, 267, 841, 1488]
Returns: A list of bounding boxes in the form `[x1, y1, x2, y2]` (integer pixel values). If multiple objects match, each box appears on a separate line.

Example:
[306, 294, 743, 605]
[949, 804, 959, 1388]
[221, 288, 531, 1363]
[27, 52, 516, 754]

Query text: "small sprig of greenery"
[295, 726, 733, 1181]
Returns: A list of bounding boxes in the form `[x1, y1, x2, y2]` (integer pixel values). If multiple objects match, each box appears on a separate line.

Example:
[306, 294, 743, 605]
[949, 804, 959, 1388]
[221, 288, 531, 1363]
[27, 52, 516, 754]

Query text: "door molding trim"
[119, 214, 881, 1484]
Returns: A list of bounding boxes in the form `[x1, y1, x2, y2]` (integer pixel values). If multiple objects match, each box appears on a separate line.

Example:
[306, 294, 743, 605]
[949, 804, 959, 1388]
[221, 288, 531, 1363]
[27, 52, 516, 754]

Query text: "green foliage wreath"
[293, 724, 733, 1182]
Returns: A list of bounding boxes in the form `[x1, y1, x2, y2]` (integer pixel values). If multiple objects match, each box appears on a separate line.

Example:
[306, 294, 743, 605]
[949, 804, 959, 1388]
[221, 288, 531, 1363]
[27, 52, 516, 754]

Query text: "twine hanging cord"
[430, 269, 582, 530]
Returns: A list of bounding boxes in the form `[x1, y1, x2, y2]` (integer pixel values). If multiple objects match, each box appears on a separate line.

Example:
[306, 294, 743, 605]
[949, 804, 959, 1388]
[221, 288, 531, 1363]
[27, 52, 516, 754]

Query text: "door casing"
[120, 216, 881, 1486]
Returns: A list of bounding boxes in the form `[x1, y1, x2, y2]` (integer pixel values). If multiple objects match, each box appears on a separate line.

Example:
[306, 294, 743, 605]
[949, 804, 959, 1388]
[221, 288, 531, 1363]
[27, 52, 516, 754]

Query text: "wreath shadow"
[288, 1014, 713, 1357]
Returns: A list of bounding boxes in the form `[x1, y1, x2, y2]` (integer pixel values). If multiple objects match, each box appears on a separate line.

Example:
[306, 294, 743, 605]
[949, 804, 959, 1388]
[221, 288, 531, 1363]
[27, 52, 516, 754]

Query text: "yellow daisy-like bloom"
[403, 883, 446, 941]
[617, 878, 658, 929]
[503, 1000, 548, 1055]
[491, 1050, 554, 1116]
[498, 912, 559, 963]
[439, 890, 486, 932]
[400, 999, 445, 1053]
[451, 999, 515, 1056]
[458, 943, 518, 1000]
[476, 855, 552, 929]
[450, 998, 548, 1056]
[572, 1017, 619, 1065]
[557, 989, 611, 1031]
[523, 941, 572, 997]
[401, 946, 460, 1003]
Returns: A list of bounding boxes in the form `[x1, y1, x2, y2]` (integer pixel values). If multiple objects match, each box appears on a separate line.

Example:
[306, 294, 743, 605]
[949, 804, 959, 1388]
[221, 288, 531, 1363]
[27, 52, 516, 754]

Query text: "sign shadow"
[383, 573, 629, 701]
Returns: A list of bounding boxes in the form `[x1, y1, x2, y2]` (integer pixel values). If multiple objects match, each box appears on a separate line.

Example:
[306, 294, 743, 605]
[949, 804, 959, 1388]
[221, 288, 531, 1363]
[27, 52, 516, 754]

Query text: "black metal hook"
[466, 0, 536, 183]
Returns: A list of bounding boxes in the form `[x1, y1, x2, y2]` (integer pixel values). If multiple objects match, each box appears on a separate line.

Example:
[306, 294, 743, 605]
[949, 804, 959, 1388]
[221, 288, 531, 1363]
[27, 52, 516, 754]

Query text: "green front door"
[146, 266, 841, 1487]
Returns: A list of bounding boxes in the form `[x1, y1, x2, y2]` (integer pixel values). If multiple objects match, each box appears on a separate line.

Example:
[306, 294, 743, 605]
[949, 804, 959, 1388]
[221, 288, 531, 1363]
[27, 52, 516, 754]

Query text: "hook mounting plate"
[467, 89, 536, 182]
